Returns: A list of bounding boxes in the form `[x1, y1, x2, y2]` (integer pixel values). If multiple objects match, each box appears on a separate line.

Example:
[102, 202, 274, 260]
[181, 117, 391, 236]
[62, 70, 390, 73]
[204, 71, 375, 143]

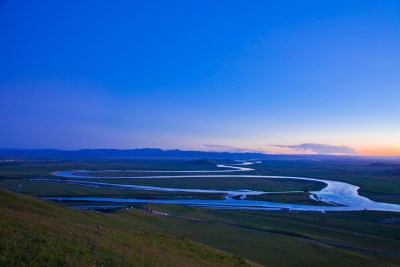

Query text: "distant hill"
[186, 158, 217, 166]
[0, 148, 365, 161]
[0, 190, 254, 267]
[0, 148, 266, 160]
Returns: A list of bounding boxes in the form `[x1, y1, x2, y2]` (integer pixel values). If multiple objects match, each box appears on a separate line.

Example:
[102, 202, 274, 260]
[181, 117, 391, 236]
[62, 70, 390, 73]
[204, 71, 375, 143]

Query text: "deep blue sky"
[1, 1, 399, 155]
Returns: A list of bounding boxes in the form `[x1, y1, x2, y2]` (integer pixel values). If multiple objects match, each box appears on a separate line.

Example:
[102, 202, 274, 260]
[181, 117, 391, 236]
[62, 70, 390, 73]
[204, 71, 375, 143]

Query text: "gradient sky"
[1, 1, 399, 155]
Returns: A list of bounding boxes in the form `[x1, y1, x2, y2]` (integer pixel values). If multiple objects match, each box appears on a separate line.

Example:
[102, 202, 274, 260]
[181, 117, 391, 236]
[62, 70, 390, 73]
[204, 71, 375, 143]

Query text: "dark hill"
[0, 148, 365, 161]
[186, 158, 217, 166]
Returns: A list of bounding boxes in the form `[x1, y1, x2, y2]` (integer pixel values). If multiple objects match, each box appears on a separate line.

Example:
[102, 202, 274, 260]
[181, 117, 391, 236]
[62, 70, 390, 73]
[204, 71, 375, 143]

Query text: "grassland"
[2, 158, 399, 203]
[242, 192, 330, 205]
[0, 190, 255, 267]
[83, 176, 324, 192]
[0, 178, 228, 200]
[1, 157, 400, 205]
[251, 159, 400, 204]
[143, 204, 400, 266]
[2, 189, 400, 266]
[1, 157, 400, 266]
[0, 159, 222, 178]
[0, 159, 325, 203]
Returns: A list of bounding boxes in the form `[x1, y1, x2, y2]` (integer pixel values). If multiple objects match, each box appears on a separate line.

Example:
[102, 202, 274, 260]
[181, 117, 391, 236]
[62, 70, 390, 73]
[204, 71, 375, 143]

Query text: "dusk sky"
[1, 1, 399, 156]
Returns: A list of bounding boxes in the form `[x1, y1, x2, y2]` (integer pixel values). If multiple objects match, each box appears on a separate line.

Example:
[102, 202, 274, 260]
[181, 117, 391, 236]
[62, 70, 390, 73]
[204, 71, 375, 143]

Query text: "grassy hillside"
[107, 204, 400, 267]
[1, 190, 400, 266]
[1, 158, 400, 266]
[0, 190, 255, 267]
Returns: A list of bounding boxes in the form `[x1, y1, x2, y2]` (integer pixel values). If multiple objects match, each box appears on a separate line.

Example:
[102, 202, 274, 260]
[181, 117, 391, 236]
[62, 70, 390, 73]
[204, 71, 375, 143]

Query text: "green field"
[1, 157, 400, 266]
[1, 190, 400, 266]
[83, 176, 324, 192]
[0, 190, 255, 266]
[252, 160, 400, 203]
[243, 192, 331, 205]
[144, 204, 400, 267]
[0, 159, 222, 178]
[1, 158, 399, 203]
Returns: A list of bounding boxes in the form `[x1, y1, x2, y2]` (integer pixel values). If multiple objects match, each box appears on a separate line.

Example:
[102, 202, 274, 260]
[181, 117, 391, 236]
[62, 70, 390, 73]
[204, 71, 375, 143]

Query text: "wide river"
[38, 162, 400, 212]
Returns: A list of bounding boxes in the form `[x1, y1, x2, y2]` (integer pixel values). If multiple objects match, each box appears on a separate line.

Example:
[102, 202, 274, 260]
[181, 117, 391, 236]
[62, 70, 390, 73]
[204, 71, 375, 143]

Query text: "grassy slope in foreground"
[0, 190, 255, 267]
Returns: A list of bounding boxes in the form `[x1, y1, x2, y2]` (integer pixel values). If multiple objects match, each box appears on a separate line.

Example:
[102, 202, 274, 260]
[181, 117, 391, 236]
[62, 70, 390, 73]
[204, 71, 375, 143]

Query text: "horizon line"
[1, 147, 400, 158]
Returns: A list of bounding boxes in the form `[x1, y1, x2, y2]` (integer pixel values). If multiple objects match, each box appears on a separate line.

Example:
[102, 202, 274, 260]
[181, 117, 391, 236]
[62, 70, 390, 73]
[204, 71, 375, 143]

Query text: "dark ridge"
[0, 148, 371, 161]
[186, 158, 217, 166]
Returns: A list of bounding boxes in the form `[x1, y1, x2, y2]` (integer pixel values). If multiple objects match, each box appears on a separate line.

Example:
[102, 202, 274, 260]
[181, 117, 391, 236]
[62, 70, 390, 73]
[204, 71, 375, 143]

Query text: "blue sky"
[1, 1, 399, 155]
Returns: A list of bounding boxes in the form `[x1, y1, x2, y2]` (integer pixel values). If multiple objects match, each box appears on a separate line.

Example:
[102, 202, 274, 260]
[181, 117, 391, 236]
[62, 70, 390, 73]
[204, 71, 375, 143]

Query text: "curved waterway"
[39, 161, 400, 212]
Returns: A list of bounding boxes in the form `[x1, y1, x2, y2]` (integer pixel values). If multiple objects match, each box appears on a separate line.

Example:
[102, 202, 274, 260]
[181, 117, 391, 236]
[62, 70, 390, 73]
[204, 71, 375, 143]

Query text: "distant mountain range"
[0, 148, 373, 160]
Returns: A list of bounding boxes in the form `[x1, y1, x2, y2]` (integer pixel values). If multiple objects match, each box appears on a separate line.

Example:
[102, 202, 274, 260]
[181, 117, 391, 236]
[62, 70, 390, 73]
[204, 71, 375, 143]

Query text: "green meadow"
[1, 190, 400, 266]
[0, 190, 254, 267]
[1, 158, 400, 266]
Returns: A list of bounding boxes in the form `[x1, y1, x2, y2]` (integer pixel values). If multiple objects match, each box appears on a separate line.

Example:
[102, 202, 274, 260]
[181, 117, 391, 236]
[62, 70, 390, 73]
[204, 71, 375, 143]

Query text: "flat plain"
[1, 156, 400, 266]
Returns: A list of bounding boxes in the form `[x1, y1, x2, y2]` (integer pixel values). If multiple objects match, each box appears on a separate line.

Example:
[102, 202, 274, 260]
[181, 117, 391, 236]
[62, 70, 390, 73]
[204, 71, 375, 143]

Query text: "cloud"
[203, 144, 264, 153]
[269, 143, 359, 155]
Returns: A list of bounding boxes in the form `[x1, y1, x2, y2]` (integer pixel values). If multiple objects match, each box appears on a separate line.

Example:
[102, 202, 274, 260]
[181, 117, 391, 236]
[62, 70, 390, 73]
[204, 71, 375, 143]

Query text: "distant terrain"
[1, 149, 400, 266]
[4, 148, 400, 160]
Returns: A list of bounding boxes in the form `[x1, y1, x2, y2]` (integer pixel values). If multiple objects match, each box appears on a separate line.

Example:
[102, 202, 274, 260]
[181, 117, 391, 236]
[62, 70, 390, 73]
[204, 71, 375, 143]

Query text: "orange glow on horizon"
[357, 147, 400, 157]
[197, 144, 400, 157]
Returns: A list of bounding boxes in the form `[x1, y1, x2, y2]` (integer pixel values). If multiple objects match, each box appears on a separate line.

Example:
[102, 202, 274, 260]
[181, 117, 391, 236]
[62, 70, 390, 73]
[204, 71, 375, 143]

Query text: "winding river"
[37, 161, 400, 212]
